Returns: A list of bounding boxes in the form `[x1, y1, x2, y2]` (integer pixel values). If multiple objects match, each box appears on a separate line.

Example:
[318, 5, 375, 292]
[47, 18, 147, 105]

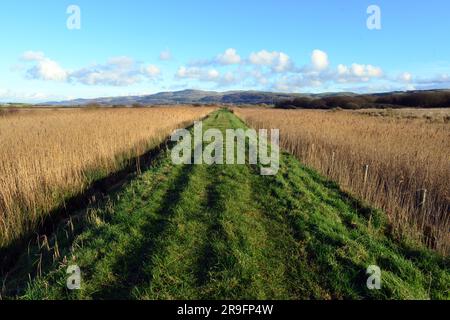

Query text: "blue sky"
[1, 0, 450, 102]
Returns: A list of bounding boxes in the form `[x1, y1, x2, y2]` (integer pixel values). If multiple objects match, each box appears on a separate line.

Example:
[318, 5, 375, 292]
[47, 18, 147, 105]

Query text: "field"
[234, 108, 450, 255]
[0, 107, 215, 249]
[354, 108, 450, 122]
[0, 108, 448, 300]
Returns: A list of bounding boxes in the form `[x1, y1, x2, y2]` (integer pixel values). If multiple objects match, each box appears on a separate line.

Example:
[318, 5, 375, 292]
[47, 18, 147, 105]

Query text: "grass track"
[1, 109, 449, 300]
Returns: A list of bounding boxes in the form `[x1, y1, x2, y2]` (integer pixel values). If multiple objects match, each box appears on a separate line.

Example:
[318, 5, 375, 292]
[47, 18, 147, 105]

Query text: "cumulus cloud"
[217, 48, 241, 65]
[174, 48, 390, 91]
[222, 71, 236, 83]
[107, 56, 134, 67]
[249, 50, 277, 65]
[311, 49, 329, 71]
[249, 69, 270, 85]
[176, 66, 237, 86]
[20, 52, 161, 86]
[249, 50, 292, 72]
[207, 69, 220, 79]
[143, 64, 161, 77]
[71, 57, 161, 86]
[22, 51, 68, 82]
[21, 51, 46, 61]
[176, 66, 200, 79]
[272, 74, 326, 92]
[336, 63, 383, 82]
[399, 72, 413, 83]
[177, 66, 218, 81]
[189, 48, 242, 67]
[28, 59, 69, 82]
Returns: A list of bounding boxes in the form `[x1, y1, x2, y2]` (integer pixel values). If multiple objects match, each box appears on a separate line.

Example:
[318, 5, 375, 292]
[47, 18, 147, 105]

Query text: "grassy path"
[1, 109, 448, 300]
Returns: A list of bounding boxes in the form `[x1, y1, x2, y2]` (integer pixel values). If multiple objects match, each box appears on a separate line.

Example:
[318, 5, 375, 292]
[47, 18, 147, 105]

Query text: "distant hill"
[44, 89, 314, 106]
[43, 89, 450, 108]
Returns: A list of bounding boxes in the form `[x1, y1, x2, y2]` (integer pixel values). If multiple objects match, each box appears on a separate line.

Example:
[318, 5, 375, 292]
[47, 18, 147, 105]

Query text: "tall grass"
[0, 107, 215, 248]
[234, 108, 450, 255]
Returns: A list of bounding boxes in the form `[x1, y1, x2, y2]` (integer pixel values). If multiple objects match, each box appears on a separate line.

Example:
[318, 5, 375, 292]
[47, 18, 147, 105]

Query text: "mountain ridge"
[42, 89, 346, 106]
[42, 89, 450, 106]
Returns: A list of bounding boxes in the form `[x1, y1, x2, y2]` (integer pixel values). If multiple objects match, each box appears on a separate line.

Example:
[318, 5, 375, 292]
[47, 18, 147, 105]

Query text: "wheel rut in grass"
[88, 162, 197, 299]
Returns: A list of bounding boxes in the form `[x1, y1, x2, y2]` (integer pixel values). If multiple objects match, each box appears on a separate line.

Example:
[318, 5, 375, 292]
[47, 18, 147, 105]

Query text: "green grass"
[1, 109, 449, 300]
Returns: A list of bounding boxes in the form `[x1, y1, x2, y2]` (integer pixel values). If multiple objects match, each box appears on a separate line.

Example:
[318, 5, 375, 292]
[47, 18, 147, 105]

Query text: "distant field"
[234, 108, 450, 255]
[0, 107, 215, 248]
[354, 108, 450, 122]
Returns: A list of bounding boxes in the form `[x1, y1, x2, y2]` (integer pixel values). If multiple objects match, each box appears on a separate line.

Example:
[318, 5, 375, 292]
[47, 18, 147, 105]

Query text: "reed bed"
[0, 107, 214, 248]
[234, 108, 450, 255]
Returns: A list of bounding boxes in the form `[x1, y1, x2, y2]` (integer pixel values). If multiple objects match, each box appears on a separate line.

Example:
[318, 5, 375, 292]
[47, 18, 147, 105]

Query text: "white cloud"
[311, 49, 329, 71]
[107, 56, 134, 67]
[144, 65, 161, 76]
[45, 62, 68, 81]
[21, 51, 46, 61]
[337, 64, 349, 75]
[176, 66, 195, 78]
[250, 69, 269, 85]
[208, 69, 220, 79]
[217, 48, 241, 65]
[71, 57, 160, 86]
[22, 51, 68, 82]
[272, 74, 325, 92]
[188, 48, 241, 67]
[274, 52, 291, 72]
[223, 71, 235, 83]
[336, 63, 383, 82]
[249, 50, 292, 72]
[249, 50, 277, 65]
[174, 48, 388, 91]
[159, 49, 173, 61]
[20, 52, 161, 86]
[304, 50, 382, 84]
[177, 66, 220, 81]
[29, 59, 68, 82]
[399, 72, 413, 83]
[17, 49, 436, 93]
[351, 64, 365, 77]
[366, 65, 383, 77]
[176, 66, 237, 86]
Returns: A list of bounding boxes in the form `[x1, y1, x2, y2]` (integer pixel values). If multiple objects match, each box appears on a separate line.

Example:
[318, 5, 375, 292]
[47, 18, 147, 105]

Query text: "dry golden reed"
[0, 107, 214, 248]
[235, 108, 450, 255]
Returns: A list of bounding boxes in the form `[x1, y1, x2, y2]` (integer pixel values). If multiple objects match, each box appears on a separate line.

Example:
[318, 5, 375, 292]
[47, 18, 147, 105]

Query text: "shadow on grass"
[90, 163, 196, 299]
[0, 119, 205, 277]
[194, 165, 226, 291]
[0, 143, 169, 276]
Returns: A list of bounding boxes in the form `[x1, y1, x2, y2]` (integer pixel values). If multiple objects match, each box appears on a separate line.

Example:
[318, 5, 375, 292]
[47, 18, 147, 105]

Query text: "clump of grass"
[234, 108, 450, 255]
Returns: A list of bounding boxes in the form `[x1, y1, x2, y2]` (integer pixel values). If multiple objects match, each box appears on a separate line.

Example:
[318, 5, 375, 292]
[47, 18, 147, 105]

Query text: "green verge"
[1, 109, 448, 300]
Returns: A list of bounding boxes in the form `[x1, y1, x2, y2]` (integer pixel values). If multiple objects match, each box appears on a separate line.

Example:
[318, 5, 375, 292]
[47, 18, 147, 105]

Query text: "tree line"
[275, 91, 450, 109]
